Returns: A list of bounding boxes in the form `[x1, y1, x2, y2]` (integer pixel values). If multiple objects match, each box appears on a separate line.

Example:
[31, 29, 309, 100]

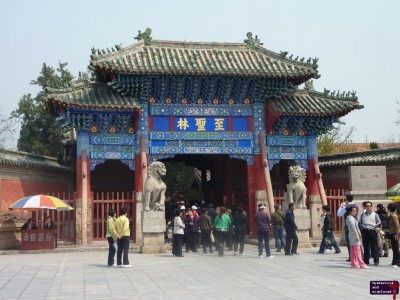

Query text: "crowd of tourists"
[337, 194, 399, 268]
[105, 194, 400, 270]
[167, 199, 301, 258]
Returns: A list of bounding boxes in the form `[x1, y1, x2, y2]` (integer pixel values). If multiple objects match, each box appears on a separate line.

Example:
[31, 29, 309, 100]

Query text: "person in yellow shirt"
[115, 207, 132, 268]
[106, 209, 117, 266]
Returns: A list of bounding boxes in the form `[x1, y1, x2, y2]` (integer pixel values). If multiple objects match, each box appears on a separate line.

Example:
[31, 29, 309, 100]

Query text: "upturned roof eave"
[46, 98, 141, 112]
[89, 39, 318, 80]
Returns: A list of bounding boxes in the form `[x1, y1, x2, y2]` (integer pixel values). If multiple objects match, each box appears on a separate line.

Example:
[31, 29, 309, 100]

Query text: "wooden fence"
[91, 191, 136, 241]
[273, 189, 347, 232]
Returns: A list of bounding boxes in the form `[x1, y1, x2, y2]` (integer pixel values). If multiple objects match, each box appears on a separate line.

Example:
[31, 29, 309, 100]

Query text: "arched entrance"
[90, 160, 135, 240]
[158, 154, 249, 213]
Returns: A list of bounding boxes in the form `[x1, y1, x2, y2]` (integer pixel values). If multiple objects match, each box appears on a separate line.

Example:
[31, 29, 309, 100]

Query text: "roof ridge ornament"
[304, 80, 315, 91]
[135, 28, 152, 45]
[244, 32, 263, 48]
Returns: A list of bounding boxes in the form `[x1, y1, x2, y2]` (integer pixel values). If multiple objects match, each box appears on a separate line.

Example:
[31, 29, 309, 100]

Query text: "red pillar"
[247, 154, 266, 236]
[306, 158, 319, 200]
[135, 153, 143, 194]
[76, 157, 82, 199]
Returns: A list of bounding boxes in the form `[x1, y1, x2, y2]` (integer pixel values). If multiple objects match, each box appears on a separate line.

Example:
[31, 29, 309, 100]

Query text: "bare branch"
[0, 107, 18, 149]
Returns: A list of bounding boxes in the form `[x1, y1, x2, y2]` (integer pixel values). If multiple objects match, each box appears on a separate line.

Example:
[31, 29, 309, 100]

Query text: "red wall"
[1, 179, 66, 214]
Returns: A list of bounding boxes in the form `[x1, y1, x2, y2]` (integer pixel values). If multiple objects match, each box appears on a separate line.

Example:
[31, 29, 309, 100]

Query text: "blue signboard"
[173, 117, 227, 132]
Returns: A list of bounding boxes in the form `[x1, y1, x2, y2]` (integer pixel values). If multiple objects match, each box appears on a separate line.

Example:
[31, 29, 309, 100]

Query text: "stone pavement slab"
[0, 245, 399, 299]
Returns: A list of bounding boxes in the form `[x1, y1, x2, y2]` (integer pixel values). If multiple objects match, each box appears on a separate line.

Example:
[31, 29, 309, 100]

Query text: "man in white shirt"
[359, 201, 381, 265]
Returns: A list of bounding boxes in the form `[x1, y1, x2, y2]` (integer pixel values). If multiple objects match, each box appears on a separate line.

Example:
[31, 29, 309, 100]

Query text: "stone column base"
[308, 195, 322, 239]
[140, 233, 166, 254]
[140, 211, 166, 254]
[294, 209, 312, 248]
[296, 229, 313, 248]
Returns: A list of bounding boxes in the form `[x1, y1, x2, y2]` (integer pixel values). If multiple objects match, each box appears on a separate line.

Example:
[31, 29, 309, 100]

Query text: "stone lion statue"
[285, 165, 307, 209]
[143, 161, 167, 211]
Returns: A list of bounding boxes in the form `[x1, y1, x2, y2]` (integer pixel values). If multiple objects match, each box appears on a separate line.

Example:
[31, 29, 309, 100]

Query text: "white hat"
[192, 205, 198, 210]
[258, 204, 266, 209]
[180, 205, 186, 210]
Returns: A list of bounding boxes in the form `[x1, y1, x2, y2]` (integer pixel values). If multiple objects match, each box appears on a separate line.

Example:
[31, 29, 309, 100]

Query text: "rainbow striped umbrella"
[8, 195, 74, 211]
[386, 183, 400, 202]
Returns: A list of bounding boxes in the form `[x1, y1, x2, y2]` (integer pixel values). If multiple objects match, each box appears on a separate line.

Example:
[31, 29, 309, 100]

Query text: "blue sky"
[0, 0, 399, 147]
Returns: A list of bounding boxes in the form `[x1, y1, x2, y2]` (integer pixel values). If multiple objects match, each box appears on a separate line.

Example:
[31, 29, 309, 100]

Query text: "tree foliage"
[0, 107, 18, 149]
[369, 142, 379, 149]
[11, 62, 73, 157]
[163, 162, 199, 202]
[317, 125, 356, 155]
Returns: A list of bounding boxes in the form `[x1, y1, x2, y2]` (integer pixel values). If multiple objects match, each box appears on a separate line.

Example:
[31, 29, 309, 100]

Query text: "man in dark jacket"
[318, 205, 341, 254]
[198, 207, 213, 254]
[233, 205, 251, 255]
[284, 202, 299, 255]
[255, 203, 273, 258]
[271, 204, 286, 252]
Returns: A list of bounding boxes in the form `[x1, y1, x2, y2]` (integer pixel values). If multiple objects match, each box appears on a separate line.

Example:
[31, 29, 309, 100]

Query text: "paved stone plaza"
[0, 244, 399, 300]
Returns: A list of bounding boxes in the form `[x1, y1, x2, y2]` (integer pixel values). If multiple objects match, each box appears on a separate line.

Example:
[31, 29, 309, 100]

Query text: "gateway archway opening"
[159, 154, 248, 213]
[91, 160, 134, 195]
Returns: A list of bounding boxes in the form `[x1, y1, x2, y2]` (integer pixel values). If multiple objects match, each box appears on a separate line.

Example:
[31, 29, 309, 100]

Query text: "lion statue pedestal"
[140, 211, 166, 254]
[293, 209, 312, 248]
[283, 165, 312, 248]
[140, 162, 167, 254]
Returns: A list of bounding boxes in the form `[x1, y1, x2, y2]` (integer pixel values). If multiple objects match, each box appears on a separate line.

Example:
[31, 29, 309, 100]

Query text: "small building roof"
[319, 147, 400, 168]
[45, 81, 140, 111]
[0, 149, 73, 172]
[89, 34, 319, 84]
[270, 88, 363, 117]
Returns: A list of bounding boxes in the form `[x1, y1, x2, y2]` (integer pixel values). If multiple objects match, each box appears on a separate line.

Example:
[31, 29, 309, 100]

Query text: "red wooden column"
[247, 154, 266, 236]
[76, 156, 82, 199]
[306, 158, 320, 199]
[134, 135, 148, 195]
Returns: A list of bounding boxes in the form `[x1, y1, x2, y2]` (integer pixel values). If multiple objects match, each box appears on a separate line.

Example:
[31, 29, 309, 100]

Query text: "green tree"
[369, 142, 379, 149]
[318, 125, 356, 155]
[163, 162, 198, 201]
[11, 62, 73, 157]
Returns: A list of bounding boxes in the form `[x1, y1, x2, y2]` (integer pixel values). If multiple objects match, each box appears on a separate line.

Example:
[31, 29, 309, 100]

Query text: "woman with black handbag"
[318, 205, 341, 254]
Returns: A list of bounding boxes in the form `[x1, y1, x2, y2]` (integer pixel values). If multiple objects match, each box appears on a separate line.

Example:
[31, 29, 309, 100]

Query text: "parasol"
[386, 183, 400, 202]
[8, 195, 74, 211]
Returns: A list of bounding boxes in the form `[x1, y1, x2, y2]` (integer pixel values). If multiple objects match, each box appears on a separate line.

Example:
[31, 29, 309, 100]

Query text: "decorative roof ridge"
[91, 40, 144, 62]
[89, 30, 319, 73]
[302, 80, 360, 103]
[320, 147, 400, 159]
[45, 80, 106, 94]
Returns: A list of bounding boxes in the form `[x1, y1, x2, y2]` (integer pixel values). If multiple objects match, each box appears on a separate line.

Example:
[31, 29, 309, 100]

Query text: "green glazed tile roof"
[90, 39, 318, 83]
[270, 89, 363, 117]
[45, 81, 140, 111]
[0, 149, 73, 172]
[319, 148, 400, 168]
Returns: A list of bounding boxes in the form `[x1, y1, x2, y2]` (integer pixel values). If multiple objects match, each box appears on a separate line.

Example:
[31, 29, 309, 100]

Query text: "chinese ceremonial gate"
[44, 29, 362, 243]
